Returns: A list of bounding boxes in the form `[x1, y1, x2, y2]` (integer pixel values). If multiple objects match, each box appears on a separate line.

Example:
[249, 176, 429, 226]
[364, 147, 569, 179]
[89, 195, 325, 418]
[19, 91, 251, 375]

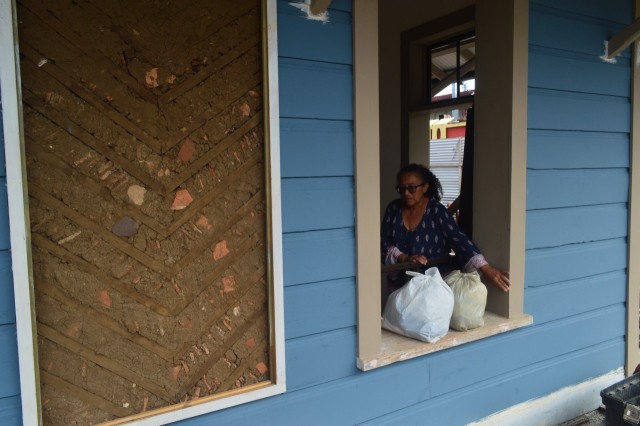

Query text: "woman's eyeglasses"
[395, 183, 426, 194]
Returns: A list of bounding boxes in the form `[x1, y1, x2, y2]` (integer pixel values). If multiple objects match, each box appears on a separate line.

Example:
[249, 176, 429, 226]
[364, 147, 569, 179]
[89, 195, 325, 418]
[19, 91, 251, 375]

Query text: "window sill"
[356, 312, 533, 371]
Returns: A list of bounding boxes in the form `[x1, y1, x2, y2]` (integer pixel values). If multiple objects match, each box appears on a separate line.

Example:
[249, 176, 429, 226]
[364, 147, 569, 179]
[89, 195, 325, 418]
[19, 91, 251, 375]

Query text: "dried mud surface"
[18, 0, 271, 423]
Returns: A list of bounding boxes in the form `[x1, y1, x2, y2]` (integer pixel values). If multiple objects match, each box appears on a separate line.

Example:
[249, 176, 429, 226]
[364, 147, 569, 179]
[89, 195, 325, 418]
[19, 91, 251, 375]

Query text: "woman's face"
[398, 172, 429, 208]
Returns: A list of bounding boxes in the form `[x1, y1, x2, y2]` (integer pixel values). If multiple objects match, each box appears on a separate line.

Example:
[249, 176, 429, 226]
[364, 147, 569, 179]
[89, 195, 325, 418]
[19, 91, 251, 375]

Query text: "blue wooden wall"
[524, 0, 631, 361]
[0, 0, 634, 424]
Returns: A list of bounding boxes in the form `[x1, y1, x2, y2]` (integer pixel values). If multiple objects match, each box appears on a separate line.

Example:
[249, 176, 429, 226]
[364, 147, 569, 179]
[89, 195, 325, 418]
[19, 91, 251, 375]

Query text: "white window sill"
[357, 312, 533, 371]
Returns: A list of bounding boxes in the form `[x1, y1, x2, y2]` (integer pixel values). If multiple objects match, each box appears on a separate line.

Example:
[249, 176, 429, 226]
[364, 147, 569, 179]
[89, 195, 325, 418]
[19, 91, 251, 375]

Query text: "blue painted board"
[0, 251, 14, 325]
[525, 238, 627, 287]
[0, 325, 19, 399]
[429, 305, 624, 397]
[0, 117, 5, 177]
[528, 89, 630, 132]
[527, 130, 629, 170]
[0, 180, 8, 250]
[280, 118, 353, 178]
[278, 4, 352, 64]
[284, 277, 356, 339]
[530, 0, 631, 24]
[286, 327, 357, 391]
[525, 271, 626, 324]
[281, 177, 354, 233]
[364, 339, 624, 426]
[525, 203, 627, 250]
[529, 46, 630, 97]
[0, 395, 21, 426]
[283, 228, 355, 286]
[278, 58, 353, 121]
[527, 169, 628, 210]
[279, 0, 352, 13]
[530, 5, 630, 58]
[175, 353, 430, 426]
[327, 0, 352, 12]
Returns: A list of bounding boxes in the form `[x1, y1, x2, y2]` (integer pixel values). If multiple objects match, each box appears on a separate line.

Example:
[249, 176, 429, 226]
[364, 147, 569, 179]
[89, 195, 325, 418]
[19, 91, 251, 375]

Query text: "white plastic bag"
[444, 270, 487, 331]
[382, 267, 454, 343]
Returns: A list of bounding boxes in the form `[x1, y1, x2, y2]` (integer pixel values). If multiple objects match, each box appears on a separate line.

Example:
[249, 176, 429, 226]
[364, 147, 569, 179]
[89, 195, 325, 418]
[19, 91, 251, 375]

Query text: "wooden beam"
[431, 64, 447, 80]
[310, 0, 332, 15]
[431, 57, 476, 96]
[460, 48, 474, 61]
[607, 16, 640, 59]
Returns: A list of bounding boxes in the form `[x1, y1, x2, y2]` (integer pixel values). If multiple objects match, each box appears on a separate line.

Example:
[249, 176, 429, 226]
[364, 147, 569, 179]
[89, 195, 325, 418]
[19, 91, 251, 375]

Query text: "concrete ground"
[559, 406, 606, 426]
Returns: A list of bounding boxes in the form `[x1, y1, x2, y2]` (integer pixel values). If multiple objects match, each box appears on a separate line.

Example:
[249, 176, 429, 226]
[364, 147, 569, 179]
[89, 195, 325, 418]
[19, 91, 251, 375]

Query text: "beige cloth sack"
[444, 270, 487, 331]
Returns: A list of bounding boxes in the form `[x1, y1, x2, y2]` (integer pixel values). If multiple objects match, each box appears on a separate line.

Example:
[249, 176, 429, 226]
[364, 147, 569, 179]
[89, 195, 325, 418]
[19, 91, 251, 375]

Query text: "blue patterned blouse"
[381, 198, 483, 277]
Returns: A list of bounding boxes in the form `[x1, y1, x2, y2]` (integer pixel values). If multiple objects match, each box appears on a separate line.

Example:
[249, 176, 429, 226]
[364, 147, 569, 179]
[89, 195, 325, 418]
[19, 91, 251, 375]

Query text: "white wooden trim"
[626, 0, 640, 376]
[470, 368, 624, 425]
[0, 0, 286, 424]
[265, 0, 287, 401]
[354, 0, 381, 360]
[0, 1, 42, 425]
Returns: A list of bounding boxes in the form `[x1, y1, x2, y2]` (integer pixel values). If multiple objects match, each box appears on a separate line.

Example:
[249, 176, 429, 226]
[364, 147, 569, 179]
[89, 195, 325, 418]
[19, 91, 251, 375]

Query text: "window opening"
[429, 108, 468, 206]
[357, 0, 530, 371]
[425, 33, 475, 108]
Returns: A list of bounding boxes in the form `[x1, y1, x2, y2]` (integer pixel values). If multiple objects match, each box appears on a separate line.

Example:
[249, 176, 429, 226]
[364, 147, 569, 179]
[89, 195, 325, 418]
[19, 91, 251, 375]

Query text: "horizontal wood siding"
[522, 0, 631, 418]
[526, 203, 628, 249]
[528, 89, 630, 132]
[284, 277, 356, 339]
[528, 2, 631, 57]
[283, 228, 355, 286]
[526, 238, 628, 287]
[276, 0, 359, 410]
[527, 169, 628, 210]
[280, 118, 353, 178]
[428, 305, 626, 397]
[0, 94, 21, 424]
[0, 396, 21, 426]
[528, 130, 629, 169]
[525, 0, 631, 284]
[0, 0, 632, 424]
[281, 177, 354, 232]
[525, 271, 627, 324]
[362, 339, 625, 425]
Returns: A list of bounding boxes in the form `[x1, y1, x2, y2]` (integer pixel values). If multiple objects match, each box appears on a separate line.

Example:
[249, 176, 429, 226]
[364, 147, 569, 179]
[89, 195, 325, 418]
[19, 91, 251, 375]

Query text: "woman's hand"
[479, 264, 511, 292]
[399, 253, 428, 265]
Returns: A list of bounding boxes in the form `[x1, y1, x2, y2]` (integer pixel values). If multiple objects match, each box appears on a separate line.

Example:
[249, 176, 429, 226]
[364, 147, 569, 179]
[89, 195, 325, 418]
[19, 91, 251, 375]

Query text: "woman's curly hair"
[397, 163, 443, 203]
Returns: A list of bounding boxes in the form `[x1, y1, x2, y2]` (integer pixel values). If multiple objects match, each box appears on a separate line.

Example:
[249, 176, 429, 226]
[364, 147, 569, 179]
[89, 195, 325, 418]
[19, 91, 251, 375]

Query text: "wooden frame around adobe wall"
[0, 0, 286, 424]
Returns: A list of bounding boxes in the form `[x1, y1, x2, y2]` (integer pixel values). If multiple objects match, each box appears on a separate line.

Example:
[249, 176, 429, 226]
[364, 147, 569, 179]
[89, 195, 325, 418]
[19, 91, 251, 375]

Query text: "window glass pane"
[429, 35, 475, 104]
